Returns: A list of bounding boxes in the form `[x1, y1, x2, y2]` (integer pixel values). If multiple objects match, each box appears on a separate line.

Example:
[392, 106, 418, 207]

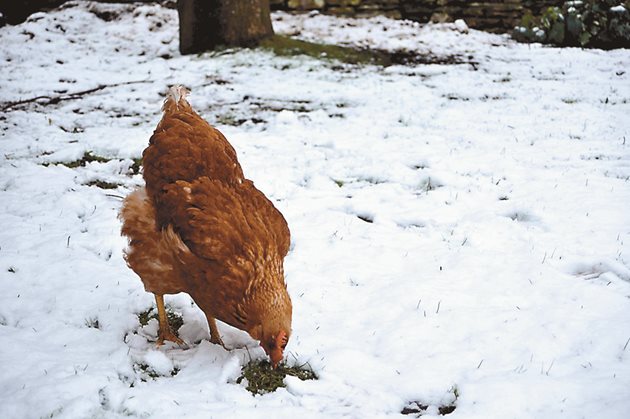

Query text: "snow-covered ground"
[1, 2, 629, 418]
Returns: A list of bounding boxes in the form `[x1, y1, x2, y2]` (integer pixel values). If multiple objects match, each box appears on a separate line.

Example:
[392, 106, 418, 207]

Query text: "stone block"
[287, 0, 325, 10]
[327, 0, 361, 6]
[327, 6, 356, 15]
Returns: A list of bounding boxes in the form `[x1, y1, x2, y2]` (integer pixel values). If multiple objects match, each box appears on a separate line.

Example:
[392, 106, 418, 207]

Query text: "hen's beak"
[270, 348, 283, 369]
[270, 331, 288, 369]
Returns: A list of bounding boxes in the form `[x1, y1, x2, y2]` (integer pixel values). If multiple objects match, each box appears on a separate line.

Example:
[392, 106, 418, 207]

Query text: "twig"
[623, 337, 630, 351]
[545, 359, 555, 376]
[0, 79, 151, 111]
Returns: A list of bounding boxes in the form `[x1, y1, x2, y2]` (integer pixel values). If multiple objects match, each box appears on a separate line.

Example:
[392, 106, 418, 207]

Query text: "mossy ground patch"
[402, 386, 459, 416]
[237, 360, 317, 395]
[44, 151, 111, 168]
[85, 179, 120, 189]
[258, 35, 471, 67]
[137, 306, 184, 336]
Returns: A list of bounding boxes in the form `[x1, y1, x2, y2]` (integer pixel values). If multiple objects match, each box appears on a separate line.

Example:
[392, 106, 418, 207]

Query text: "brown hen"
[120, 86, 292, 367]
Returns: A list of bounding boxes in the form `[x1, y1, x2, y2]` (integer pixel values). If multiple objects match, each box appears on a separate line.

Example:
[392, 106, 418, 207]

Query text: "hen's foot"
[156, 328, 187, 348]
[208, 316, 227, 349]
[154, 293, 187, 348]
[209, 334, 226, 349]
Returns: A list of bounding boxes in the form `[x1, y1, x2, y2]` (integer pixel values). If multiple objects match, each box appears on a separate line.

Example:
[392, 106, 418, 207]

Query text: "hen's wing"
[162, 177, 289, 263]
[158, 177, 290, 326]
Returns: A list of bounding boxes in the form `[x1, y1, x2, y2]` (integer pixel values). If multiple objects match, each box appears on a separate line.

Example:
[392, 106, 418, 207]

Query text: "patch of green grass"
[85, 317, 100, 329]
[137, 306, 184, 333]
[259, 35, 388, 65]
[215, 113, 247, 126]
[402, 386, 459, 416]
[419, 177, 442, 192]
[136, 363, 180, 381]
[258, 35, 469, 67]
[494, 76, 512, 83]
[85, 180, 120, 189]
[129, 157, 142, 175]
[359, 176, 387, 185]
[237, 360, 317, 395]
[44, 151, 111, 168]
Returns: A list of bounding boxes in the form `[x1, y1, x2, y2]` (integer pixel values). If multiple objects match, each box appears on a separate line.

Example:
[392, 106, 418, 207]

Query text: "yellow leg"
[207, 316, 225, 348]
[155, 294, 185, 347]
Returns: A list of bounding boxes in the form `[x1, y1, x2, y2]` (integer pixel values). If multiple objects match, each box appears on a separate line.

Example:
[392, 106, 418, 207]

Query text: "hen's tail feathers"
[162, 84, 192, 113]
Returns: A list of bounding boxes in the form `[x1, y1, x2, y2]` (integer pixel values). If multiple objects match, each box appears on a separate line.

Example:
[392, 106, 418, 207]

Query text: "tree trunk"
[178, 0, 274, 54]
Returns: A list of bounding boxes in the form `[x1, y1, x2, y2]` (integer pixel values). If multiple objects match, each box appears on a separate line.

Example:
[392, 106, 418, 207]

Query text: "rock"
[454, 18, 469, 33]
[287, 0, 326, 9]
[327, 0, 362, 6]
[328, 6, 356, 15]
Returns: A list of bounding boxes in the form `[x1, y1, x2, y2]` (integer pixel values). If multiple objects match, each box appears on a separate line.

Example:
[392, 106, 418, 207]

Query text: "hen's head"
[248, 292, 292, 369]
[261, 329, 290, 369]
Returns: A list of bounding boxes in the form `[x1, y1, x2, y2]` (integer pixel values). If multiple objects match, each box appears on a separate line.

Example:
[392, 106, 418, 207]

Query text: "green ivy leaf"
[579, 30, 592, 45]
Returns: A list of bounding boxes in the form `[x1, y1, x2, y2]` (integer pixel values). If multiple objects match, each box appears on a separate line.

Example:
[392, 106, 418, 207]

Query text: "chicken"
[120, 85, 292, 368]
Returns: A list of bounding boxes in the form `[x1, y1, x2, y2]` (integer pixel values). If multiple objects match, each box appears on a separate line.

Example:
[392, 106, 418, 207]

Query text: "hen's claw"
[154, 293, 188, 349]
[156, 329, 187, 348]
[209, 334, 226, 349]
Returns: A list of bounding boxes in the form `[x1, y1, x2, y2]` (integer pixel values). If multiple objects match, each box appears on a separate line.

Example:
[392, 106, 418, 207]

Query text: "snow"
[454, 19, 469, 34]
[1, 2, 630, 418]
[143, 349, 175, 376]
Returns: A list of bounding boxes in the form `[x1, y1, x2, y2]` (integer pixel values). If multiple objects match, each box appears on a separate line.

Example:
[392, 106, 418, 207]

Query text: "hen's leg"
[155, 294, 185, 347]
[207, 316, 226, 348]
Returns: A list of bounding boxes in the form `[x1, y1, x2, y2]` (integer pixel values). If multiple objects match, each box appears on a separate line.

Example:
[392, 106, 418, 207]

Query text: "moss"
[85, 317, 100, 329]
[237, 360, 317, 395]
[401, 400, 456, 415]
[136, 363, 180, 380]
[137, 306, 184, 333]
[402, 385, 459, 416]
[44, 151, 110, 168]
[419, 176, 442, 192]
[129, 157, 142, 175]
[215, 113, 247, 126]
[258, 35, 470, 67]
[85, 180, 120, 189]
[259, 35, 389, 65]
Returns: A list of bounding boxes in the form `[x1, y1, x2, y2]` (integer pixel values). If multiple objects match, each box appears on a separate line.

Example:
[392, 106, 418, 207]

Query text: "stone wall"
[270, 0, 564, 32]
[1, 0, 562, 33]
